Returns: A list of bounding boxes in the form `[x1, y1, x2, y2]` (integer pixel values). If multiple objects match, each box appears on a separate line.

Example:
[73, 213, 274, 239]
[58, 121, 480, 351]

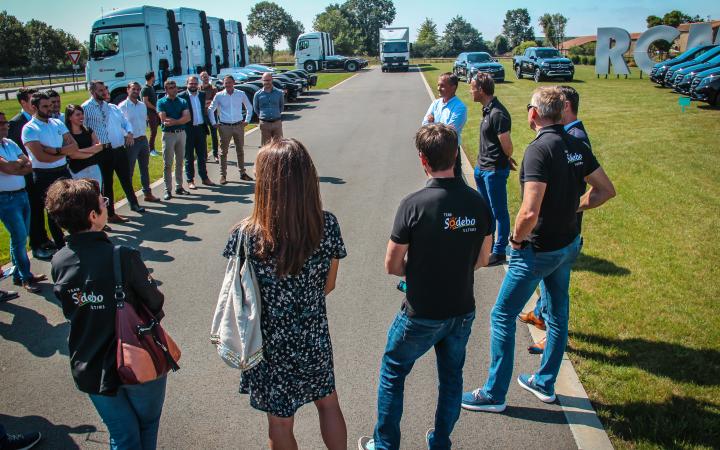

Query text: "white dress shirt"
[107, 104, 133, 148]
[118, 98, 148, 136]
[187, 91, 204, 126]
[21, 117, 68, 169]
[0, 138, 27, 191]
[207, 88, 253, 125]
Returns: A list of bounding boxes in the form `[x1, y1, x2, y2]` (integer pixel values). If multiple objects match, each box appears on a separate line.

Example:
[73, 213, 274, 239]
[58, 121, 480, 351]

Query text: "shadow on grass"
[415, 66, 437, 72]
[697, 103, 719, 110]
[574, 253, 630, 276]
[593, 396, 720, 449]
[0, 413, 97, 450]
[569, 332, 719, 386]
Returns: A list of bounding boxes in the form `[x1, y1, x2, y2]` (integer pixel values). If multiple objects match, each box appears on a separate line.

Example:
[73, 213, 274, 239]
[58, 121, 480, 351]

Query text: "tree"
[247, 2, 293, 63]
[342, 0, 396, 56]
[441, 15, 488, 56]
[248, 45, 265, 63]
[502, 8, 534, 48]
[646, 11, 703, 58]
[285, 20, 305, 52]
[413, 18, 439, 57]
[493, 35, 510, 55]
[513, 40, 538, 56]
[313, 4, 363, 55]
[538, 13, 568, 49]
[0, 11, 29, 72]
[25, 19, 66, 70]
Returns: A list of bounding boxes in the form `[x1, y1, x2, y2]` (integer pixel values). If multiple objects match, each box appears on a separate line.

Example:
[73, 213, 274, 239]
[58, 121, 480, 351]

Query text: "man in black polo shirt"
[359, 124, 492, 450]
[471, 73, 515, 267]
[462, 87, 615, 412]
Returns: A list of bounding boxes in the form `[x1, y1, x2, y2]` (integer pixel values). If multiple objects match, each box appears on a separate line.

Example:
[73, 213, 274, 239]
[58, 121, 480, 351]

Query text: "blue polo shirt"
[157, 96, 188, 132]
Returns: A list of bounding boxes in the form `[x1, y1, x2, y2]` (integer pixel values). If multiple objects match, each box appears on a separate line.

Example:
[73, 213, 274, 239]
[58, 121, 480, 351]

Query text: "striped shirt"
[81, 98, 112, 144]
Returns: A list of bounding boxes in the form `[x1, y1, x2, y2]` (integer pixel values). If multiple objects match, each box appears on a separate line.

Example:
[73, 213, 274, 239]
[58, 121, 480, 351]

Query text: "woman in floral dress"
[223, 138, 347, 449]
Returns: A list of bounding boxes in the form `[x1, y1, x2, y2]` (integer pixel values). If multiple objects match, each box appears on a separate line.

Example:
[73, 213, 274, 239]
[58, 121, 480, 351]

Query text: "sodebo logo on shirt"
[443, 213, 477, 232]
[71, 289, 105, 309]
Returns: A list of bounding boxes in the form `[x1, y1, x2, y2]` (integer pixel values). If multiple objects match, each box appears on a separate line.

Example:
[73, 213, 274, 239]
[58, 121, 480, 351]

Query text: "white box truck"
[295, 32, 335, 72]
[87, 5, 249, 103]
[379, 27, 410, 72]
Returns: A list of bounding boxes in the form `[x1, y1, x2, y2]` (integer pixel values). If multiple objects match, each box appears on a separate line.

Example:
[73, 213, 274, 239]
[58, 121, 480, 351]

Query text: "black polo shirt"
[477, 97, 512, 170]
[520, 124, 599, 252]
[565, 120, 593, 231]
[391, 177, 492, 320]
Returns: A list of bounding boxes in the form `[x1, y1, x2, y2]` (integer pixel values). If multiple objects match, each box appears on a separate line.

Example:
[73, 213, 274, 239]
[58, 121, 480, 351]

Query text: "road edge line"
[417, 65, 614, 450]
[328, 72, 361, 91]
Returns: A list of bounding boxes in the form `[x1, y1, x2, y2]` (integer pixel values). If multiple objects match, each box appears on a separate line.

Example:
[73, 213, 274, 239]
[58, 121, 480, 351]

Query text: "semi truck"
[379, 27, 410, 72]
[87, 5, 249, 104]
[295, 32, 335, 72]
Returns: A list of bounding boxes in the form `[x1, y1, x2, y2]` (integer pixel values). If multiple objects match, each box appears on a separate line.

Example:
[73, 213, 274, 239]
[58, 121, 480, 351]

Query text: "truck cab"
[295, 32, 334, 72]
[379, 27, 410, 72]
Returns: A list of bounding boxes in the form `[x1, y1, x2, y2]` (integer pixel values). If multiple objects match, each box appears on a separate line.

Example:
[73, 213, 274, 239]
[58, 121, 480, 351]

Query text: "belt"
[164, 129, 185, 133]
[0, 188, 26, 195]
[260, 118, 280, 123]
[34, 164, 68, 173]
[219, 121, 243, 126]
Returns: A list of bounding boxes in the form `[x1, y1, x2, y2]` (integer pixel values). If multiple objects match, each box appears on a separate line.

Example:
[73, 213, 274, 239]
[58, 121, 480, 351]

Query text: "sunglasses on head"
[527, 104, 536, 111]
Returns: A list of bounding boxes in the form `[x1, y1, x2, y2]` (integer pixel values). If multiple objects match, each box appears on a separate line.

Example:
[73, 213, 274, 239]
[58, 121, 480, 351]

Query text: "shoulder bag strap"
[113, 245, 126, 305]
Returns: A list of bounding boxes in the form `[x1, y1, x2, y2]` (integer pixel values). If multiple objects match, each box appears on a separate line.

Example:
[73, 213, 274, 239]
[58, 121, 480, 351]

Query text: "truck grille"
[384, 56, 406, 63]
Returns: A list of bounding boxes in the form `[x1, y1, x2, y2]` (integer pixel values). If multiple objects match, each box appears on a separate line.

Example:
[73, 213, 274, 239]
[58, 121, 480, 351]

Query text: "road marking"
[417, 65, 614, 450]
[328, 72, 361, 90]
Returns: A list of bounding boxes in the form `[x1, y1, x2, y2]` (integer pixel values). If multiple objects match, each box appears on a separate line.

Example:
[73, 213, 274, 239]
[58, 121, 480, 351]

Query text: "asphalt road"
[0, 67, 576, 449]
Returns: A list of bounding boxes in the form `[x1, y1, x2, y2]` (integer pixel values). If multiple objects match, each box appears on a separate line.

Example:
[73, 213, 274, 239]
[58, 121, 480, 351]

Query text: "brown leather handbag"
[113, 245, 180, 384]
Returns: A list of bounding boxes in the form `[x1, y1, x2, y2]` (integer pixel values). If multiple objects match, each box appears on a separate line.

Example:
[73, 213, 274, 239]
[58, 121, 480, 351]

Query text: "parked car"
[663, 46, 720, 86]
[235, 83, 261, 121]
[286, 69, 317, 87]
[691, 70, 720, 105]
[671, 54, 720, 92]
[513, 47, 574, 82]
[278, 71, 309, 91]
[453, 52, 505, 83]
[245, 64, 276, 73]
[245, 79, 299, 102]
[650, 45, 717, 84]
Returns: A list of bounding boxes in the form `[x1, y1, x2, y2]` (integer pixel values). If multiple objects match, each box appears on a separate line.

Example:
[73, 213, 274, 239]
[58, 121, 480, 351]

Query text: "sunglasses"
[102, 197, 109, 207]
[527, 104, 536, 111]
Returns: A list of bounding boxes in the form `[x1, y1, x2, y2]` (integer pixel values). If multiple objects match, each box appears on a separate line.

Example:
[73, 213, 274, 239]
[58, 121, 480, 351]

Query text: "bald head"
[261, 72, 273, 91]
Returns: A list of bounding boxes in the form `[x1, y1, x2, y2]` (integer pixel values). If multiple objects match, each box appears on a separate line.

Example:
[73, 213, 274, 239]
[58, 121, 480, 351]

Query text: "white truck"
[379, 27, 410, 72]
[295, 32, 335, 72]
[87, 5, 249, 104]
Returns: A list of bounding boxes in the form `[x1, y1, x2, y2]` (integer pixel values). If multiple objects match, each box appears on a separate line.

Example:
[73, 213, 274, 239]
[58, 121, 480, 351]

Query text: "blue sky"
[5, 0, 719, 49]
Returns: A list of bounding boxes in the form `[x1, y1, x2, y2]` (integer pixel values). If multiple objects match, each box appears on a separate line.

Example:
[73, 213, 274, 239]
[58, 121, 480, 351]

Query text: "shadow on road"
[0, 301, 69, 357]
[0, 413, 96, 450]
[319, 176, 346, 185]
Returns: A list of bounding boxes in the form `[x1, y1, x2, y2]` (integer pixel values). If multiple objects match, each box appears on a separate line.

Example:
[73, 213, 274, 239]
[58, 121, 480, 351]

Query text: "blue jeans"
[374, 309, 475, 450]
[482, 235, 581, 402]
[89, 376, 167, 450]
[0, 190, 33, 283]
[533, 237, 583, 321]
[474, 167, 510, 255]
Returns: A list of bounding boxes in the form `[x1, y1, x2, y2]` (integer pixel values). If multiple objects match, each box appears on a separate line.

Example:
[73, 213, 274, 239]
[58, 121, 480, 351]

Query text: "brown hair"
[415, 124, 458, 171]
[16, 87, 38, 104]
[64, 104, 89, 134]
[558, 85, 580, 114]
[164, 80, 177, 89]
[531, 86, 565, 123]
[439, 72, 459, 87]
[474, 72, 495, 96]
[240, 138, 323, 277]
[45, 179, 102, 234]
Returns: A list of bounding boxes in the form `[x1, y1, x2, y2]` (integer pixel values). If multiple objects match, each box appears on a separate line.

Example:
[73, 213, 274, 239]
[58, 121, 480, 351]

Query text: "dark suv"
[453, 52, 505, 83]
[513, 47, 574, 82]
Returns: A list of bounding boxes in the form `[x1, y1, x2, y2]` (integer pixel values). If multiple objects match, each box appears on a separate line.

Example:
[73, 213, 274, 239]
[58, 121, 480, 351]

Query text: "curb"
[417, 66, 614, 450]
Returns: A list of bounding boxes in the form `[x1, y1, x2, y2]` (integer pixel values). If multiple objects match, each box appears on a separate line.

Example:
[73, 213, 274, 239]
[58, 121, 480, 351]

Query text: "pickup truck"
[513, 47, 574, 82]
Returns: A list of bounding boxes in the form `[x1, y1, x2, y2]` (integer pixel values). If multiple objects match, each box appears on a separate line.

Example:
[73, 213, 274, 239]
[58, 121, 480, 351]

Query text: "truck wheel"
[515, 66, 522, 79]
[111, 91, 127, 105]
[304, 61, 316, 72]
[534, 68, 542, 83]
[346, 61, 358, 72]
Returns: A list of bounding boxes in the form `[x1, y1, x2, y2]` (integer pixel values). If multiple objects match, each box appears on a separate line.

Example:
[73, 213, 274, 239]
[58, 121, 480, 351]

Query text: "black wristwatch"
[509, 234, 529, 249]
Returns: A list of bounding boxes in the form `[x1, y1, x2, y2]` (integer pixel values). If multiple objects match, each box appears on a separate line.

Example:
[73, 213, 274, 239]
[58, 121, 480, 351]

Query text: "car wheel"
[534, 68, 542, 83]
[304, 61, 316, 72]
[565, 76, 574, 82]
[515, 65, 522, 79]
[346, 61, 358, 72]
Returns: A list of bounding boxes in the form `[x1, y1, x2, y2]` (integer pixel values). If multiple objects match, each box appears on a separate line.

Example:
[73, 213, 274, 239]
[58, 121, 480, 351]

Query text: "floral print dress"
[222, 211, 347, 417]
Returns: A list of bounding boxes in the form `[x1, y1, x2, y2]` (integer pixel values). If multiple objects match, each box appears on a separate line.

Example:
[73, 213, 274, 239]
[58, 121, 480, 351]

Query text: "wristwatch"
[54, 147, 62, 155]
[509, 234, 529, 249]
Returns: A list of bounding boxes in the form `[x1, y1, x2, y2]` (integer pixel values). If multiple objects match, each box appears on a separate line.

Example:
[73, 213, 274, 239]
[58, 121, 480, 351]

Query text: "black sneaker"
[130, 203, 146, 213]
[240, 173, 254, 182]
[163, 192, 172, 201]
[487, 253, 506, 267]
[1, 431, 42, 449]
[175, 187, 190, 195]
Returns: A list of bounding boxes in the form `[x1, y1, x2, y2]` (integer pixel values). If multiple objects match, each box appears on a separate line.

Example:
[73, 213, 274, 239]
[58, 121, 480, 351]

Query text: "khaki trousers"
[218, 123, 246, 177]
[259, 120, 284, 146]
[162, 130, 186, 192]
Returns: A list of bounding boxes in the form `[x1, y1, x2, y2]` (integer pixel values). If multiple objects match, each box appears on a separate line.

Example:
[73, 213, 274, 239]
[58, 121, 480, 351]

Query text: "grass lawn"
[422, 62, 720, 449]
[0, 71, 352, 264]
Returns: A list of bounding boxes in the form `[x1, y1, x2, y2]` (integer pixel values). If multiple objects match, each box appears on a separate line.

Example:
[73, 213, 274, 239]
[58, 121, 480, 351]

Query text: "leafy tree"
[26, 19, 66, 70]
[313, 5, 363, 55]
[285, 19, 305, 52]
[493, 35, 510, 55]
[502, 8, 534, 48]
[0, 11, 29, 72]
[247, 2, 293, 62]
[248, 45, 265, 63]
[645, 10, 703, 58]
[538, 13, 568, 49]
[342, 0, 396, 56]
[513, 40, 539, 56]
[441, 15, 488, 56]
[413, 18, 439, 57]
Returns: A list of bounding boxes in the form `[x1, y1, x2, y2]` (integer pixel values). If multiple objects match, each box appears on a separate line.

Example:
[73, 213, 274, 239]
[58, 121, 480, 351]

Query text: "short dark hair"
[439, 72, 459, 87]
[46, 89, 60, 99]
[127, 81, 141, 89]
[415, 124, 458, 171]
[16, 87, 38, 104]
[31, 91, 50, 109]
[558, 85, 580, 115]
[474, 72, 495, 96]
[223, 74, 235, 81]
[45, 178, 102, 234]
[145, 71, 155, 81]
[164, 79, 176, 89]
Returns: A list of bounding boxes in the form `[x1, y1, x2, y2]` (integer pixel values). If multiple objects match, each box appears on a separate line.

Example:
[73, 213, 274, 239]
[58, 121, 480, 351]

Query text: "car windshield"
[383, 42, 408, 53]
[467, 53, 491, 63]
[535, 49, 561, 58]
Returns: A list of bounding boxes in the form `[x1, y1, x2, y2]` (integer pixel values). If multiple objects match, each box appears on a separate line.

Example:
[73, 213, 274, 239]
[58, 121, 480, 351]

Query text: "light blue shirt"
[564, 120, 581, 131]
[422, 96, 467, 145]
[0, 138, 27, 191]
